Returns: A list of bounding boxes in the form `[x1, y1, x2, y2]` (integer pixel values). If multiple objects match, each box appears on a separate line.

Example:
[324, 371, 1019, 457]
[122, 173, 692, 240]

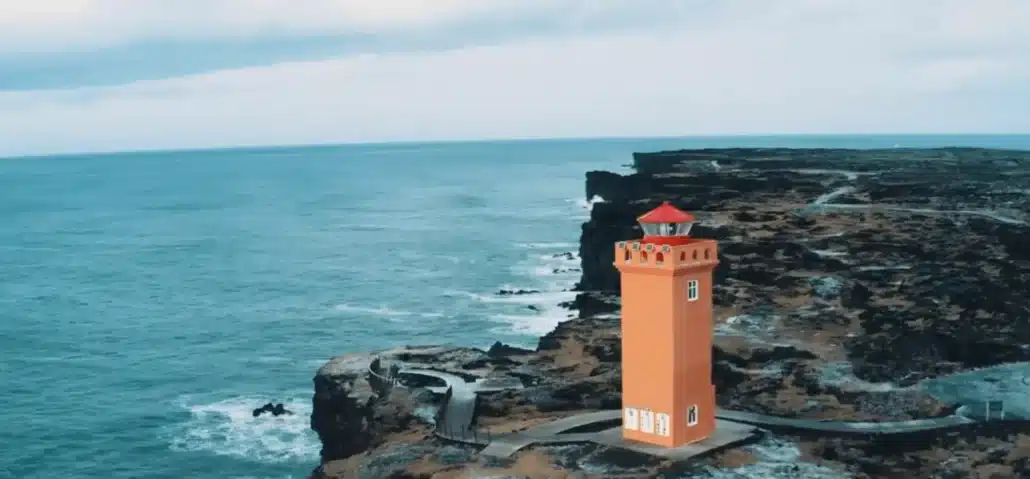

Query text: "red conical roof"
[637, 201, 696, 224]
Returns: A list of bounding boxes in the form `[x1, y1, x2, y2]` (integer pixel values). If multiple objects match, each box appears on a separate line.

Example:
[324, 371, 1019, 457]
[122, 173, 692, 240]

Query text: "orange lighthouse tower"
[614, 201, 719, 448]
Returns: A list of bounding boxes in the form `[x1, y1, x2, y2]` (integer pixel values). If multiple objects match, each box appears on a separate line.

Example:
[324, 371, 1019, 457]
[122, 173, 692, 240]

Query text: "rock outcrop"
[309, 147, 1030, 478]
[310, 354, 423, 463]
[577, 148, 1030, 386]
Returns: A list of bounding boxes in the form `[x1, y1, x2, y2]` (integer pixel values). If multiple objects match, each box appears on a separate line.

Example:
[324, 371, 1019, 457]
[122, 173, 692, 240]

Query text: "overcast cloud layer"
[1, 0, 1028, 156]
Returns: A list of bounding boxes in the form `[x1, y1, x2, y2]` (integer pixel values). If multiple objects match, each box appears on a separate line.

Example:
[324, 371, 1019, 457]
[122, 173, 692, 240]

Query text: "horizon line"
[5, 132, 1030, 161]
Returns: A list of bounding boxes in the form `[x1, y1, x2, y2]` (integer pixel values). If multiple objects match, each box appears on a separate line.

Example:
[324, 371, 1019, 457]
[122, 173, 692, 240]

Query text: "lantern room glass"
[640, 221, 693, 236]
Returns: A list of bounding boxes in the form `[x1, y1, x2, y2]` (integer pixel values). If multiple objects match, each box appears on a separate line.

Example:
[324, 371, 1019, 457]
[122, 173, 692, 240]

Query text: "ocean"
[2, 135, 1030, 479]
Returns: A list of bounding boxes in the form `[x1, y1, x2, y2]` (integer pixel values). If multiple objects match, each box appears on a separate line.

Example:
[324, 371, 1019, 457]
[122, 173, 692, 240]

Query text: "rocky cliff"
[577, 148, 1030, 385]
[309, 147, 1030, 479]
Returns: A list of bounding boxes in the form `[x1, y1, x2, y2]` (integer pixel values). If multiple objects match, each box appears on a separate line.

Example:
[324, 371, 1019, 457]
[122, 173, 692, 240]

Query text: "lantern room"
[637, 201, 696, 245]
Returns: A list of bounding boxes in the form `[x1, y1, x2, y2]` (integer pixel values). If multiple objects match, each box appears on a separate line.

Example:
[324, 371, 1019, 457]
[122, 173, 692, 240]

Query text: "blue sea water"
[2, 135, 1030, 479]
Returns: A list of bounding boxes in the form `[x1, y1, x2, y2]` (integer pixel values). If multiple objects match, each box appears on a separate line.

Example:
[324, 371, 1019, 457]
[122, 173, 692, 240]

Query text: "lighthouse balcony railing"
[616, 242, 716, 266]
[367, 356, 401, 395]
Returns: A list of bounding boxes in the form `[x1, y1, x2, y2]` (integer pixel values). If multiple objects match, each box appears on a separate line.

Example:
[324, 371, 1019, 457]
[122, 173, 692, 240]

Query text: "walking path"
[817, 203, 1028, 225]
[714, 408, 976, 435]
[370, 360, 523, 442]
[397, 368, 480, 437]
[480, 410, 622, 457]
[372, 359, 1021, 459]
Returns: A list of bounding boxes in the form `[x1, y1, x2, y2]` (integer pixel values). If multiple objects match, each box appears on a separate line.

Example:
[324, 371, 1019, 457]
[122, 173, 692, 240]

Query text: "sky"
[1, 0, 1029, 157]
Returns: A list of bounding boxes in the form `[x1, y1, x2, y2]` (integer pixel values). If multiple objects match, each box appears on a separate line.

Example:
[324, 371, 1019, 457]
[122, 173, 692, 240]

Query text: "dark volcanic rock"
[311, 357, 379, 461]
[576, 199, 640, 292]
[310, 148, 1030, 478]
[252, 402, 293, 417]
[486, 341, 534, 357]
[841, 281, 874, 308]
[313, 443, 439, 479]
[496, 288, 540, 296]
[311, 355, 421, 462]
[521, 378, 622, 412]
[558, 291, 619, 319]
[577, 147, 1030, 384]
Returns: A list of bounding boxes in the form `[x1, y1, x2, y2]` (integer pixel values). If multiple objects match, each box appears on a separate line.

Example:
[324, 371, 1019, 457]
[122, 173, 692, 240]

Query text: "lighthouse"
[614, 201, 718, 448]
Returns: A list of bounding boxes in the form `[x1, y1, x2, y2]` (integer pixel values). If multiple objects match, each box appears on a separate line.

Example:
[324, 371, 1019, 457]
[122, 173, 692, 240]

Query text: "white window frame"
[655, 412, 670, 437]
[687, 280, 699, 301]
[623, 407, 639, 430]
[687, 405, 699, 426]
[640, 409, 655, 434]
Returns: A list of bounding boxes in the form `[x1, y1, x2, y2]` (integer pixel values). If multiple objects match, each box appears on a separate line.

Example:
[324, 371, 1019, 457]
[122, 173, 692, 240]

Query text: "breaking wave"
[332, 303, 444, 318]
[167, 395, 319, 464]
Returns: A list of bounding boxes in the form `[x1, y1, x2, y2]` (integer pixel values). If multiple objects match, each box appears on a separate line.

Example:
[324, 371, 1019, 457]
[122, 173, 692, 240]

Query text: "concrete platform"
[592, 419, 760, 461]
[480, 418, 760, 460]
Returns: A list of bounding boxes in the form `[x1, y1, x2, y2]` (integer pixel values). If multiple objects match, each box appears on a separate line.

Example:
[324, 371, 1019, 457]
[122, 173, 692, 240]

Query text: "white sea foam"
[700, 436, 847, 478]
[586, 194, 606, 208]
[820, 362, 904, 392]
[536, 251, 580, 265]
[514, 242, 577, 249]
[812, 186, 857, 205]
[253, 356, 290, 364]
[453, 288, 578, 306]
[491, 299, 577, 336]
[446, 286, 578, 336]
[332, 303, 444, 318]
[528, 266, 580, 282]
[715, 314, 780, 340]
[568, 195, 606, 213]
[396, 250, 464, 264]
[456, 241, 583, 336]
[168, 395, 319, 464]
[452, 210, 584, 337]
[304, 359, 329, 368]
[513, 250, 580, 283]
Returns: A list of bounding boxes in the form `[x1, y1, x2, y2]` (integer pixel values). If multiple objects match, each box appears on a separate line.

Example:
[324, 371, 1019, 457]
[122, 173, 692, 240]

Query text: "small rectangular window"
[687, 280, 699, 301]
[655, 412, 670, 437]
[624, 407, 639, 430]
[640, 409, 655, 434]
[687, 405, 699, 426]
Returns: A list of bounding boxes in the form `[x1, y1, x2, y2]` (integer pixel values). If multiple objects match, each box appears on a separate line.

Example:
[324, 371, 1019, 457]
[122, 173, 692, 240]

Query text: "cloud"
[0, 0, 484, 51]
[0, 0, 698, 53]
[0, 0, 708, 89]
[1, 0, 1029, 156]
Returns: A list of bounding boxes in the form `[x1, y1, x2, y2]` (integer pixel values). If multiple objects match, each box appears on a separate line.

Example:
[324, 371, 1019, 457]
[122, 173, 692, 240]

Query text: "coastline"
[309, 146, 1030, 478]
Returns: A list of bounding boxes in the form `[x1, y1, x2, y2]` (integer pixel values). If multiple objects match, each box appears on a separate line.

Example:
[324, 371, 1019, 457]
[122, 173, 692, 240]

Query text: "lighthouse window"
[687, 405, 699, 426]
[623, 407, 639, 430]
[640, 409, 655, 434]
[687, 280, 699, 301]
[655, 412, 670, 437]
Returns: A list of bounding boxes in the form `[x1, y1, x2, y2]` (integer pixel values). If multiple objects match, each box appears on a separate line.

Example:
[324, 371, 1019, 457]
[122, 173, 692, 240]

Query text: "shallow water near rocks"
[920, 362, 1030, 419]
[4, 135, 1030, 478]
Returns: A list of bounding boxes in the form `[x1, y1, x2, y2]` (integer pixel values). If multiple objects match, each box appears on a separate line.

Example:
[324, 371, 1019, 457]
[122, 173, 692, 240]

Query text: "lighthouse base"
[594, 419, 760, 461]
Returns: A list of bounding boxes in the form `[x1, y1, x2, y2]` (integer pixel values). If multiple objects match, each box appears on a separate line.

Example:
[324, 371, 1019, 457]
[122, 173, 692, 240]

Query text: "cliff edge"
[310, 147, 1030, 479]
